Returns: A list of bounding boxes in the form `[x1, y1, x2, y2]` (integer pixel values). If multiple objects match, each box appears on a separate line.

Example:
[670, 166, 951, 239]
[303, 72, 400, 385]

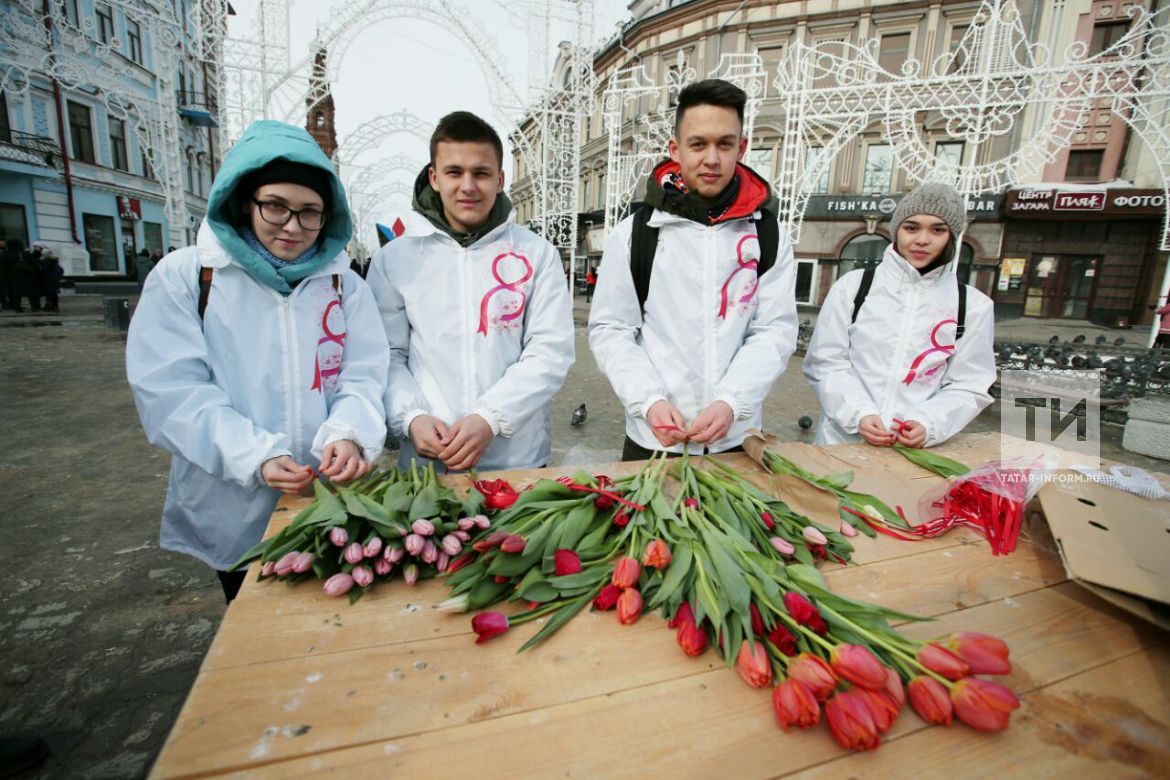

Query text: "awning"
[179, 108, 219, 127]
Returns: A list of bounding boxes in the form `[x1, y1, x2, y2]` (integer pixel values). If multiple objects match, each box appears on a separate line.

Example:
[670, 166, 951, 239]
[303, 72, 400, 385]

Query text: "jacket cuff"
[401, 409, 430, 439]
[255, 444, 293, 489]
[714, 391, 750, 421]
[470, 405, 506, 437]
[844, 406, 879, 435]
[639, 394, 668, 420]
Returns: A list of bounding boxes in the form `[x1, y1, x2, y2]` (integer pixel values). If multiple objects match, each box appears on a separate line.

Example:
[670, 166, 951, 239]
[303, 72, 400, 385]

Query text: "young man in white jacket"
[367, 112, 574, 472]
[589, 79, 798, 459]
[126, 120, 389, 602]
[803, 183, 996, 447]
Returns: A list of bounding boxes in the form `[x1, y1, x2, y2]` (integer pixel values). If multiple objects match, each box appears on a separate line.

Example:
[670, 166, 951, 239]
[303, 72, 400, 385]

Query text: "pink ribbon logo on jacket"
[477, 251, 532, 335]
[311, 298, 346, 393]
[718, 234, 760, 319]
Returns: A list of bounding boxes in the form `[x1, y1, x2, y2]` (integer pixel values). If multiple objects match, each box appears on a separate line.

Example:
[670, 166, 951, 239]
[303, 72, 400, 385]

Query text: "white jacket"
[803, 243, 996, 446]
[366, 215, 574, 470]
[126, 223, 389, 569]
[588, 208, 798, 453]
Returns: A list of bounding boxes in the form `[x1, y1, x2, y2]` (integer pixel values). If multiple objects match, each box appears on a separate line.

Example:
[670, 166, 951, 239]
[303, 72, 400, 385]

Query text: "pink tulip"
[385, 546, 405, 563]
[274, 551, 299, 576]
[441, 534, 463, 556]
[323, 572, 354, 597]
[343, 542, 364, 565]
[403, 563, 419, 585]
[363, 537, 383, 558]
[352, 565, 373, 588]
[374, 558, 393, 576]
[411, 518, 435, 536]
[260, 561, 276, 577]
[404, 533, 425, 556]
[840, 522, 859, 538]
[473, 514, 491, 529]
[802, 526, 829, 545]
[421, 539, 438, 564]
[328, 527, 348, 547]
[770, 536, 796, 556]
[292, 551, 315, 574]
[453, 530, 471, 542]
[436, 552, 450, 572]
[457, 516, 476, 531]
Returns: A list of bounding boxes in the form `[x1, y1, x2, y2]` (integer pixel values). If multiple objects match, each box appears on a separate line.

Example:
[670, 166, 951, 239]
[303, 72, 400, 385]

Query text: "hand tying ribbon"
[653, 423, 690, 442]
[718, 234, 760, 319]
[477, 251, 532, 335]
[555, 475, 646, 512]
[311, 299, 345, 392]
[903, 318, 957, 384]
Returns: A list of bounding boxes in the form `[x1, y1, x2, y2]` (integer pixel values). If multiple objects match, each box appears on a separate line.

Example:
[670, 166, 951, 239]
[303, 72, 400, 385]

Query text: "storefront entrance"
[1022, 254, 1099, 319]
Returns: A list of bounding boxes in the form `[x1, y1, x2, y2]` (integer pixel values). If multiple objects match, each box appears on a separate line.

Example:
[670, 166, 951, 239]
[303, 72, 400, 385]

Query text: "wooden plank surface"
[149, 435, 1170, 779]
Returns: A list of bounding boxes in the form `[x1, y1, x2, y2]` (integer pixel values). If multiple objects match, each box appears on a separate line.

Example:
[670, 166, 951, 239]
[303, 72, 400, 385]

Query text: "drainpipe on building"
[42, 0, 79, 244]
[714, 0, 752, 61]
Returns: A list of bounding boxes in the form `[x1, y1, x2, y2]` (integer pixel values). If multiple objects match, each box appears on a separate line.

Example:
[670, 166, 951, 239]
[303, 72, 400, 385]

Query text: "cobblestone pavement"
[0, 292, 1163, 778]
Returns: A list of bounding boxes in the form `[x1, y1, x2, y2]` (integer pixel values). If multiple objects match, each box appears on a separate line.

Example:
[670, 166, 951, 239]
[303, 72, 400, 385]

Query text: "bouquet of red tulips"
[231, 462, 489, 602]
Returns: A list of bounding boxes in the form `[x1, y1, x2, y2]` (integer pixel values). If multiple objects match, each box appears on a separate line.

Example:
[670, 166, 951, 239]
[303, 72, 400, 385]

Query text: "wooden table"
[151, 434, 1170, 778]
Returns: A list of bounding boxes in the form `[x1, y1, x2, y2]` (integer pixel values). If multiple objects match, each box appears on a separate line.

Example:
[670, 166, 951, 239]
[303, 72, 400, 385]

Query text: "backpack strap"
[197, 266, 213, 319]
[754, 209, 780, 275]
[332, 273, 341, 298]
[850, 266, 876, 325]
[629, 205, 658, 316]
[955, 278, 967, 340]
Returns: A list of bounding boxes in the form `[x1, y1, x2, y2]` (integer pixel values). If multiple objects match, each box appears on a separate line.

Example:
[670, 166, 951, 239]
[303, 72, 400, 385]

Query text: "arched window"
[838, 233, 887, 276]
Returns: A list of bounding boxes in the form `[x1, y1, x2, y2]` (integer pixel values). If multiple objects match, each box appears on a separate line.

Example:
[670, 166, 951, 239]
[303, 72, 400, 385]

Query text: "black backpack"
[850, 265, 967, 338]
[629, 205, 780, 316]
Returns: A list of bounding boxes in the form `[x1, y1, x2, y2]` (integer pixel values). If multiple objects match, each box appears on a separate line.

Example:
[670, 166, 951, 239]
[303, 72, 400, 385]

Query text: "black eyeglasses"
[251, 198, 328, 231]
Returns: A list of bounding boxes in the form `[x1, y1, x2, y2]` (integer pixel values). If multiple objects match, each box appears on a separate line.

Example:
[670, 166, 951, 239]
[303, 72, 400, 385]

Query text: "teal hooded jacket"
[204, 120, 353, 294]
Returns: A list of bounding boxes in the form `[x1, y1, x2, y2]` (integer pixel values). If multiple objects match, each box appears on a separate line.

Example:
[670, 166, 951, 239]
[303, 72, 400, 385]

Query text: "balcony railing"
[0, 128, 60, 169]
[176, 91, 220, 128]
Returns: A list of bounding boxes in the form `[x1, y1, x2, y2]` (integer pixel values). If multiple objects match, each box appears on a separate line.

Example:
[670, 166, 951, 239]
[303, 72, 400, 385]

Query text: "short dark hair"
[429, 111, 504, 169]
[674, 79, 747, 136]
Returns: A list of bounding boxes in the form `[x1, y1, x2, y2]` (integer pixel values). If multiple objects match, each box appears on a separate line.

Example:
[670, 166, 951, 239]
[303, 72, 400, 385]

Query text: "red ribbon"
[311, 299, 346, 392]
[903, 318, 957, 384]
[718, 234, 760, 319]
[477, 251, 532, 335]
[555, 475, 646, 512]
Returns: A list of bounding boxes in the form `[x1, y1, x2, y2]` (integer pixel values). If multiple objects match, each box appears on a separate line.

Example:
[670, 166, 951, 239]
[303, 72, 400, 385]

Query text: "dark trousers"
[217, 569, 247, 604]
[621, 436, 745, 462]
[1157, 333, 1170, 348]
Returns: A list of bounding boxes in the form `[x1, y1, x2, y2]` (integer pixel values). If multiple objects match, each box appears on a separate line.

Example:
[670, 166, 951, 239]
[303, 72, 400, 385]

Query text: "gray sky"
[227, 1, 631, 232]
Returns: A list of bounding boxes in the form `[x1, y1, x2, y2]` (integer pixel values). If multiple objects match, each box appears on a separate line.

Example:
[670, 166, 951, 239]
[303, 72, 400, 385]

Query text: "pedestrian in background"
[134, 247, 155, 293]
[1155, 297, 1170, 348]
[37, 245, 62, 313]
[0, 238, 15, 310]
[8, 239, 40, 312]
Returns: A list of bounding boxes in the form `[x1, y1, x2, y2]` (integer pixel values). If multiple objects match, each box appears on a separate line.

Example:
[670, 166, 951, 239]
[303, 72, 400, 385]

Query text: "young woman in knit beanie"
[803, 182, 996, 448]
[126, 120, 389, 603]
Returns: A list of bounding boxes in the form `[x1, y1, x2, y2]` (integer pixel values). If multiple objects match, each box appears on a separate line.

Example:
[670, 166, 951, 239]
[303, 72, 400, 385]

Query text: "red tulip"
[593, 494, 615, 511]
[760, 511, 776, 530]
[471, 611, 510, 644]
[668, 601, 695, 629]
[951, 678, 1019, 732]
[677, 619, 708, 657]
[766, 624, 797, 657]
[944, 632, 1011, 675]
[612, 509, 630, 528]
[683, 498, 699, 509]
[825, 690, 881, 751]
[592, 583, 622, 611]
[907, 676, 953, 725]
[641, 539, 671, 570]
[773, 678, 821, 730]
[611, 557, 641, 589]
[749, 603, 766, 636]
[474, 479, 519, 510]
[917, 643, 970, 681]
[830, 644, 888, 691]
[734, 640, 773, 689]
[472, 530, 507, 553]
[500, 534, 526, 554]
[855, 687, 899, 734]
[784, 592, 828, 635]
[447, 553, 475, 574]
[554, 548, 582, 576]
[884, 666, 906, 708]
[787, 652, 839, 700]
[617, 588, 643, 625]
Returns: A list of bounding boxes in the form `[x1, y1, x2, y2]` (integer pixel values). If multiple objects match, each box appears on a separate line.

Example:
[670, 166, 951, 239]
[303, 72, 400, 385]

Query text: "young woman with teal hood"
[126, 120, 389, 603]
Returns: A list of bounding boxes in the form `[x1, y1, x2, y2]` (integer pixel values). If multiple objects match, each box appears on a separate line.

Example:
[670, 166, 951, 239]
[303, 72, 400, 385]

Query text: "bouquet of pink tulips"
[232, 462, 491, 603]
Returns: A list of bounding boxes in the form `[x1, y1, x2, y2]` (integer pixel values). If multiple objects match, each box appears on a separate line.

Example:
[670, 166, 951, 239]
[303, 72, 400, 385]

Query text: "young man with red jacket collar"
[589, 79, 798, 459]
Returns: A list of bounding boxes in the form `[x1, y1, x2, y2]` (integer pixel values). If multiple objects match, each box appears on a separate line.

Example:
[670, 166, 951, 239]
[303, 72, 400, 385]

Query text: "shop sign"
[118, 196, 142, 221]
[1005, 188, 1165, 217]
[804, 192, 1003, 219]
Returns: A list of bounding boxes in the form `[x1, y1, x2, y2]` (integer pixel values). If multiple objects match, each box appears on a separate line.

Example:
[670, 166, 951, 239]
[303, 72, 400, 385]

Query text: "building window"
[185, 152, 194, 192]
[936, 141, 965, 172]
[59, 0, 79, 27]
[1090, 21, 1129, 55]
[0, 203, 29, 246]
[0, 91, 10, 144]
[948, 25, 970, 73]
[1066, 149, 1104, 181]
[127, 19, 142, 63]
[143, 221, 163, 256]
[747, 146, 774, 179]
[804, 146, 830, 194]
[839, 233, 887, 276]
[196, 156, 203, 195]
[878, 32, 911, 77]
[109, 118, 128, 171]
[140, 148, 153, 179]
[862, 143, 893, 194]
[67, 100, 94, 163]
[95, 3, 114, 44]
[813, 38, 845, 89]
[582, 178, 590, 211]
[83, 213, 118, 271]
[795, 259, 818, 304]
